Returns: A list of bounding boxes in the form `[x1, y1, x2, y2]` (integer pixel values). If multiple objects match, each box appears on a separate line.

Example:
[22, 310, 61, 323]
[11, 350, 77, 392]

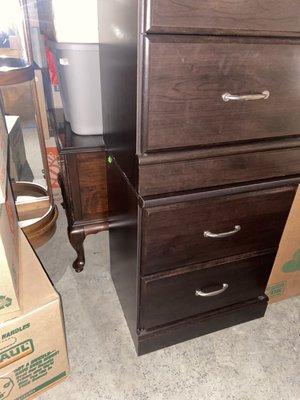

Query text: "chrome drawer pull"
[195, 283, 229, 297]
[204, 225, 241, 239]
[222, 90, 270, 102]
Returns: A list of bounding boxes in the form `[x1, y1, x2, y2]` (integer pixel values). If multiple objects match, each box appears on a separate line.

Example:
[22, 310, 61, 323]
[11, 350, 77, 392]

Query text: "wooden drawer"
[141, 186, 295, 275]
[138, 295, 268, 355]
[141, 37, 300, 152]
[67, 152, 108, 222]
[139, 145, 300, 196]
[145, 1, 300, 37]
[140, 252, 274, 330]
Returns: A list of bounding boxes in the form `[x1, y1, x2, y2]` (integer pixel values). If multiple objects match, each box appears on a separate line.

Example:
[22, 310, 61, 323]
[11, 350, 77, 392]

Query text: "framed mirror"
[0, 0, 57, 248]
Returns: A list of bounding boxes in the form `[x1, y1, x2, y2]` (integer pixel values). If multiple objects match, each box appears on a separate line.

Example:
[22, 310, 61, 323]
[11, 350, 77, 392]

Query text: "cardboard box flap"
[0, 230, 58, 324]
[18, 230, 58, 313]
[267, 185, 300, 302]
[0, 102, 8, 205]
[0, 181, 20, 317]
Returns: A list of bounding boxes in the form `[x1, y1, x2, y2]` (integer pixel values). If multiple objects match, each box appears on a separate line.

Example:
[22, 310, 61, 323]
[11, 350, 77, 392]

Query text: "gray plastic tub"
[51, 42, 103, 135]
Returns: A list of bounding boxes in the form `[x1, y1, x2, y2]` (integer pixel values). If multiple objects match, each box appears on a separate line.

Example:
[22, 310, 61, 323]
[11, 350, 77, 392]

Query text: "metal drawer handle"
[204, 225, 241, 239]
[195, 283, 229, 297]
[222, 90, 270, 102]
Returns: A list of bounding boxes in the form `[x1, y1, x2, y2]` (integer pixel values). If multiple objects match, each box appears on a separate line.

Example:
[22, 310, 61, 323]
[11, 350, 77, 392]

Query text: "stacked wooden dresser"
[98, 0, 300, 355]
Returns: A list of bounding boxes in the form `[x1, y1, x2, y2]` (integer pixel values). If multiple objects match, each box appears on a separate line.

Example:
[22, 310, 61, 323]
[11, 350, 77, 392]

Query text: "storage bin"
[38, 0, 99, 44]
[52, 42, 103, 135]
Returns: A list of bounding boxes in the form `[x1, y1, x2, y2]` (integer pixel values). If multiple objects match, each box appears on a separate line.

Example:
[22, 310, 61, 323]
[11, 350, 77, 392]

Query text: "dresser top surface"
[56, 123, 105, 154]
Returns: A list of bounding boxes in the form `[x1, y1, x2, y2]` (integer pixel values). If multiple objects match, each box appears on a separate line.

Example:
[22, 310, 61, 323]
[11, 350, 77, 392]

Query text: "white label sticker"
[59, 58, 69, 66]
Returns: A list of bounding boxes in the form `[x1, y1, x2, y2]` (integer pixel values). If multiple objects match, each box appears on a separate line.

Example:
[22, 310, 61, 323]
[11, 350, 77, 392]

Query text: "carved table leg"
[68, 226, 86, 272]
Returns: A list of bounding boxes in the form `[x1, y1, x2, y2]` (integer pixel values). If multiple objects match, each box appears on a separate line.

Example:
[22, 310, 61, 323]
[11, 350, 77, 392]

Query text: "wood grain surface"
[146, 0, 300, 36]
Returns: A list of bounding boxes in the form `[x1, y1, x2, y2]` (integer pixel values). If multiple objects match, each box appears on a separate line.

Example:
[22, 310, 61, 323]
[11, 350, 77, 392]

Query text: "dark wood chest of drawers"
[99, 0, 300, 355]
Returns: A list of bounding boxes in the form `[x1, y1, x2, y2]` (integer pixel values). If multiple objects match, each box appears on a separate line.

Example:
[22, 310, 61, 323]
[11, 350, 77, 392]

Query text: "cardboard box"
[267, 185, 300, 303]
[50, 85, 63, 109]
[45, 137, 59, 189]
[0, 231, 69, 399]
[0, 101, 8, 204]
[0, 181, 20, 318]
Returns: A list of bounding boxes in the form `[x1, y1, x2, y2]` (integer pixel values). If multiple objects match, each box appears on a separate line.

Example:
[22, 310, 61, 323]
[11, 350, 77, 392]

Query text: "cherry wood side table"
[55, 123, 108, 272]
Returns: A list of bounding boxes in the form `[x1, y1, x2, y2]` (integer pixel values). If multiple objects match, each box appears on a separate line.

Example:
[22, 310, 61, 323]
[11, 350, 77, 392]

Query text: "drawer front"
[75, 152, 108, 221]
[139, 147, 300, 196]
[141, 187, 295, 275]
[145, 1, 300, 36]
[140, 252, 274, 330]
[142, 37, 300, 152]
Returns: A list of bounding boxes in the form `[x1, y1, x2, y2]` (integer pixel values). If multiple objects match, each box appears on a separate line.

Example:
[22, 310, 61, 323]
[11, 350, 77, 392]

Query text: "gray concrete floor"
[36, 205, 300, 400]
[21, 122, 47, 188]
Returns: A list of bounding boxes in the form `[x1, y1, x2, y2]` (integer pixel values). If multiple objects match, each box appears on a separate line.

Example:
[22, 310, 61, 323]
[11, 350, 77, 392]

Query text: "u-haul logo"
[0, 339, 34, 369]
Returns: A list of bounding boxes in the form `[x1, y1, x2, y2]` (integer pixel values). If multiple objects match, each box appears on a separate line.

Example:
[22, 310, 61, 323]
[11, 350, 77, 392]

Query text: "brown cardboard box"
[0, 101, 8, 204]
[45, 137, 59, 189]
[1, 81, 35, 124]
[0, 230, 69, 399]
[0, 181, 20, 318]
[267, 185, 300, 303]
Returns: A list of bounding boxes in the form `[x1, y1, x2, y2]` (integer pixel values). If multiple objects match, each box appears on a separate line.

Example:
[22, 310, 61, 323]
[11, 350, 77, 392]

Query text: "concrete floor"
[36, 205, 300, 400]
[22, 124, 47, 188]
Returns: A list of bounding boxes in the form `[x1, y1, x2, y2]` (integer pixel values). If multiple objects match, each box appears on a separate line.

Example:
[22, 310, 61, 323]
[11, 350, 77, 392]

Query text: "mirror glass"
[0, 0, 57, 248]
[0, 79, 48, 195]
